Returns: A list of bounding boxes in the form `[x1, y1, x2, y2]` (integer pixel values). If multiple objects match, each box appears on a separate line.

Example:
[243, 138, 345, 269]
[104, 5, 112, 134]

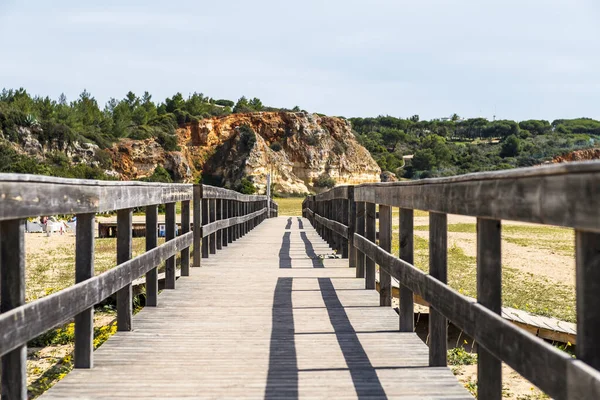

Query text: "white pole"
[266, 173, 271, 218]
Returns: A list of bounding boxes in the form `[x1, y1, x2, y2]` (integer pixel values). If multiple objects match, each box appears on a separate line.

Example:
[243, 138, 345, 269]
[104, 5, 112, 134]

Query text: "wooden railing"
[0, 175, 277, 399]
[303, 162, 600, 400]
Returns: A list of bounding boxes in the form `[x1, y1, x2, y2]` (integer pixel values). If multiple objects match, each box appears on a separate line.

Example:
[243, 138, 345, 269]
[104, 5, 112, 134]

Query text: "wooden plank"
[0, 175, 192, 221]
[365, 202, 376, 289]
[477, 218, 502, 399]
[576, 230, 600, 370]
[165, 203, 177, 289]
[342, 196, 349, 258]
[216, 199, 223, 251]
[193, 185, 202, 268]
[181, 200, 191, 276]
[353, 234, 600, 399]
[378, 205, 392, 307]
[399, 208, 414, 333]
[201, 209, 267, 237]
[145, 205, 159, 306]
[0, 219, 27, 399]
[355, 202, 365, 278]
[347, 187, 356, 267]
[202, 184, 267, 202]
[353, 163, 600, 232]
[222, 199, 229, 247]
[74, 213, 95, 369]
[209, 199, 216, 254]
[116, 209, 133, 332]
[0, 232, 193, 357]
[312, 213, 348, 239]
[202, 199, 209, 258]
[314, 185, 349, 201]
[40, 217, 471, 400]
[429, 212, 447, 367]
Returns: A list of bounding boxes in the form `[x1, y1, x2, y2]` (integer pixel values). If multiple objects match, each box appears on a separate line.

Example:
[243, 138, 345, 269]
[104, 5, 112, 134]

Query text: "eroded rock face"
[552, 149, 600, 163]
[110, 112, 381, 193]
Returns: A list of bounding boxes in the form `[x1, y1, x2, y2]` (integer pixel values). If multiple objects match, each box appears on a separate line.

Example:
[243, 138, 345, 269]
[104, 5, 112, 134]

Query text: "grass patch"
[391, 233, 576, 322]
[276, 197, 304, 216]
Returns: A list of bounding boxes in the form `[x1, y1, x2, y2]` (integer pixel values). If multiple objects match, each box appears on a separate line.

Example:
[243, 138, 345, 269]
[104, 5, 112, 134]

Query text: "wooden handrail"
[0, 177, 278, 399]
[303, 161, 600, 400]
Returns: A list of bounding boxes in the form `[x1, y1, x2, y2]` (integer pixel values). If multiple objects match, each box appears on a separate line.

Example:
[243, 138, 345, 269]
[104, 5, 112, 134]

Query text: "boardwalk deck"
[42, 216, 471, 399]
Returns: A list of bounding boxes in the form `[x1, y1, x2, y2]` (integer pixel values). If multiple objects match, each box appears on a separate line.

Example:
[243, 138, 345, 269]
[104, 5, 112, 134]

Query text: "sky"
[1, 0, 599, 121]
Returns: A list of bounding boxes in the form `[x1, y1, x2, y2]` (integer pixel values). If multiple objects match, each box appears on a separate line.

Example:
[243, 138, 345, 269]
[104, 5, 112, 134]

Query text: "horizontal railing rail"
[303, 161, 600, 400]
[0, 175, 277, 399]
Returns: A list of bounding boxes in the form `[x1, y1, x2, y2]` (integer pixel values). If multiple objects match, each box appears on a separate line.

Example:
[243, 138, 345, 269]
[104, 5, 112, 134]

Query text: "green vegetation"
[350, 115, 599, 179]
[313, 173, 336, 188]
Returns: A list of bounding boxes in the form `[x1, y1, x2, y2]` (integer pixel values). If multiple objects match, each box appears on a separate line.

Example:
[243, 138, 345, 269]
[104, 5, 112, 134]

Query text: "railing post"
[365, 202, 376, 289]
[347, 187, 356, 267]
[74, 213, 95, 369]
[0, 219, 27, 399]
[234, 201, 239, 240]
[477, 218, 502, 399]
[429, 212, 447, 366]
[193, 184, 202, 267]
[209, 199, 216, 254]
[228, 200, 234, 243]
[222, 199, 229, 247]
[216, 199, 223, 251]
[342, 193, 350, 258]
[181, 200, 191, 276]
[165, 202, 176, 289]
[146, 205, 159, 305]
[576, 231, 600, 371]
[355, 201, 365, 278]
[117, 208, 133, 332]
[399, 208, 414, 332]
[202, 197, 209, 258]
[379, 204, 392, 306]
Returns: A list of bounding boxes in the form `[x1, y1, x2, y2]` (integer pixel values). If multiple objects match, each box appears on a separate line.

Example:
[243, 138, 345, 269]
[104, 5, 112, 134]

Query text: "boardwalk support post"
[477, 218, 502, 399]
[193, 184, 202, 267]
[146, 205, 159, 305]
[378, 204, 392, 306]
[0, 219, 27, 399]
[347, 186, 356, 268]
[117, 208, 133, 332]
[355, 201, 365, 278]
[74, 213, 95, 369]
[399, 208, 414, 332]
[365, 202, 376, 289]
[429, 212, 447, 366]
[181, 200, 191, 275]
[165, 202, 176, 289]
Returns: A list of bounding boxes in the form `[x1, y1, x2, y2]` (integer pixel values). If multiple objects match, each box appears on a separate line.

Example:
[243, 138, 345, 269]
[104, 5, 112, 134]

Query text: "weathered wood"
[145, 205, 158, 306]
[477, 218, 502, 399]
[429, 212, 447, 367]
[0, 232, 193, 357]
[216, 199, 223, 251]
[222, 200, 228, 247]
[313, 185, 349, 201]
[74, 213, 95, 369]
[40, 217, 471, 400]
[201, 209, 267, 237]
[0, 219, 27, 400]
[576, 230, 600, 370]
[0, 175, 192, 221]
[353, 162, 600, 232]
[181, 200, 191, 276]
[378, 205, 392, 307]
[202, 184, 267, 202]
[209, 199, 216, 254]
[355, 202, 365, 278]
[312, 213, 348, 239]
[347, 187, 356, 267]
[202, 199, 209, 258]
[165, 203, 176, 289]
[193, 185, 202, 268]
[342, 195, 349, 258]
[117, 209, 133, 332]
[399, 208, 414, 332]
[365, 202, 376, 289]
[353, 234, 600, 399]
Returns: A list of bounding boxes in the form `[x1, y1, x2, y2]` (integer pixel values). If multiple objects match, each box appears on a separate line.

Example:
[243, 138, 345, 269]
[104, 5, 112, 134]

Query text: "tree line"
[349, 115, 600, 179]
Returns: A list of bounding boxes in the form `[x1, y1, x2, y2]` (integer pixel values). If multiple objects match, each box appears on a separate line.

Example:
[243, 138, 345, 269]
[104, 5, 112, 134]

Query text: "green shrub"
[155, 132, 180, 151]
[313, 173, 336, 188]
[270, 141, 282, 151]
[239, 124, 256, 150]
[238, 177, 257, 194]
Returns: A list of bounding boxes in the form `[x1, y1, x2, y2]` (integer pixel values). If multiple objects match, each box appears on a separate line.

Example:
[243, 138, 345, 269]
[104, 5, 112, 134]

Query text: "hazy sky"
[1, 0, 599, 121]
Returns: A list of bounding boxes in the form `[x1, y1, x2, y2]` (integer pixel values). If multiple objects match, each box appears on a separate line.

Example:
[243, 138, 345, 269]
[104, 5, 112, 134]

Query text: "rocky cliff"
[552, 148, 600, 163]
[109, 112, 380, 194]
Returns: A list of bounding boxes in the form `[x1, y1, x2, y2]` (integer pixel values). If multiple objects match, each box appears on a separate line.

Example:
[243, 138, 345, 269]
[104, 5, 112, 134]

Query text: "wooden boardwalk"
[42, 216, 470, 399]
